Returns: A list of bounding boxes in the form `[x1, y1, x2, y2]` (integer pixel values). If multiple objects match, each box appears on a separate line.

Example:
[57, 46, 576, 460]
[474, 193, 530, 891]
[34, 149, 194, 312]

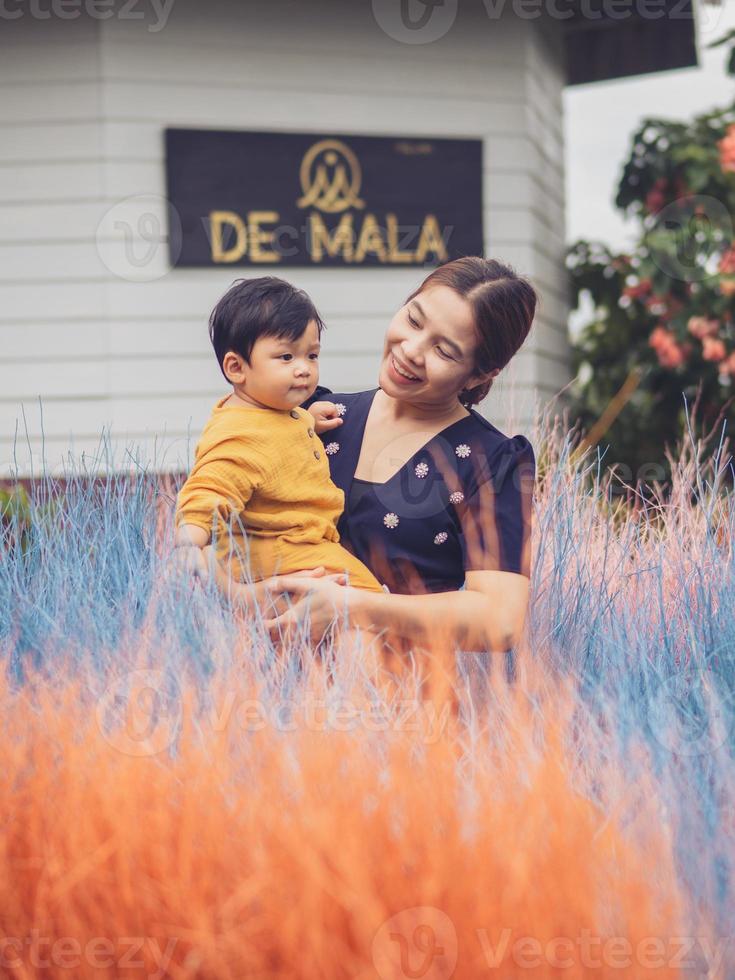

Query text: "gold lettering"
[309, 213, 355, 262]
[354, 213, 387, 263]
[394, 141, 433, 155]
[210, 211, 247, 263]
[386, 213, 413, 264]
[248, 210, 280, 263]
[415, 214, 449, 264]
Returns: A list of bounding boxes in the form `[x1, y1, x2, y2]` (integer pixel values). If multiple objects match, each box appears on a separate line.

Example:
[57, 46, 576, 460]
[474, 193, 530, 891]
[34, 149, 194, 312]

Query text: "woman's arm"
[349, 571, 528, 651]
[257, 569, 530, 653]
[348, 570, 529, 652]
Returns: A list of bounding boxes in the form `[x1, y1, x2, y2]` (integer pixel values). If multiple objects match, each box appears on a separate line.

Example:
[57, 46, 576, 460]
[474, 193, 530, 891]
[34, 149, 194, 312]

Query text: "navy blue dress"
[301, 386, 535, 596]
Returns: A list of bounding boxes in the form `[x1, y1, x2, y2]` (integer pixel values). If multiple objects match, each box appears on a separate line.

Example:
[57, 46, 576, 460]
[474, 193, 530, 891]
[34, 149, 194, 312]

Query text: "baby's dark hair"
[209, 277, 325, 380]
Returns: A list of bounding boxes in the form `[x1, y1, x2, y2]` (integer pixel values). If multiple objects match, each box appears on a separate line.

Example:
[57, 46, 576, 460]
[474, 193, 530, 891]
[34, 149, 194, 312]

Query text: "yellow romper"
[175, 396, 384, 593]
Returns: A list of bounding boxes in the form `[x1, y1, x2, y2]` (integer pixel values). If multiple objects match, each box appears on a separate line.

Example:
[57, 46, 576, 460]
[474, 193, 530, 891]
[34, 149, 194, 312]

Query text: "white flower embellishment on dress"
[383, 513, 399, 529]
[334, 403, 347, 417]
[455, 443, 471, 459]
[414, 461, 429, 479]
[325, 442, 340, 455]
[434, 531, 448, 545]
[449, 491, 465, 505]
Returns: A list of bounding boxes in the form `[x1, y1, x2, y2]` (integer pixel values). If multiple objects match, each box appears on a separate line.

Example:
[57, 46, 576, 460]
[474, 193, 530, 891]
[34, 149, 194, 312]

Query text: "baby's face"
[237, 319, 321, 411]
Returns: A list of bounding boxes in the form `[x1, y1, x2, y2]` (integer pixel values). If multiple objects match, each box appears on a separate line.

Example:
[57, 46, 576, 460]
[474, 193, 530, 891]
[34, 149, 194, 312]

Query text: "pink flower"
[644, 175, 690, 214]
[687, 317, 720, 340]
[649, 326, 670, 348]
[719, 248, 735, 276]
[645, 293, 670, 316]
[645, 178, 668, 215]
[722, 352, 735, 375]
[622, 277, 652, 300]
[646, 187, 666, 214]
[718, 124, 735, 174]
[658, 346, 686, 368]
[702, 337, 727, 362]
[649, 326, 686, 368]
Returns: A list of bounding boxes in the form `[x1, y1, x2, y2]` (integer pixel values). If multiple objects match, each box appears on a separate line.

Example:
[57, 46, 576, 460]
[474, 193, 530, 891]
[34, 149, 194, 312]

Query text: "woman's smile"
[388, 352, 422, 385]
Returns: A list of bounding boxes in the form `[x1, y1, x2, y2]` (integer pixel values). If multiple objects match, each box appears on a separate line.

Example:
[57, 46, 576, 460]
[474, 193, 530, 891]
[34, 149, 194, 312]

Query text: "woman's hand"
[306, 400, 344, 435]
[261, 575, 356, 641]
[202, 545, 349, 620]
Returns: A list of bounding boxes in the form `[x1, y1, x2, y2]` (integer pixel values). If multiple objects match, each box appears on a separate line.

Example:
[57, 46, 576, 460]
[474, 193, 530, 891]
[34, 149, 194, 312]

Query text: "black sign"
[164, 129, 483, 268]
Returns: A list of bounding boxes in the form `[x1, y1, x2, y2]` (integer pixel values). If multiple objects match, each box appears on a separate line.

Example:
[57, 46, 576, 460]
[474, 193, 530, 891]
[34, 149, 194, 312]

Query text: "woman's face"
[379, 284, 489, 406]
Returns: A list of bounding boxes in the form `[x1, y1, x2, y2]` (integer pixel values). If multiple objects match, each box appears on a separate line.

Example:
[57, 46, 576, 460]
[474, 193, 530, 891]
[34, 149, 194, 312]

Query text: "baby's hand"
[170, 544, 210, 582]
[307, 400, 344, 435]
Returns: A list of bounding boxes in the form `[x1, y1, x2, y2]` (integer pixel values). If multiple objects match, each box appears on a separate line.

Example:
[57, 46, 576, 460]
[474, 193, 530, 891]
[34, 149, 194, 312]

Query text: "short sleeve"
[456, 435, 535, 577]
[299, 384, 333, 410]
[175, 436, 266, 534]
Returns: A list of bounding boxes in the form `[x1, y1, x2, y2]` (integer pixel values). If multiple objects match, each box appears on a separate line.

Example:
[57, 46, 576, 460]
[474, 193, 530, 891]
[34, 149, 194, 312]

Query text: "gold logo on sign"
[296, 139, 365, 214]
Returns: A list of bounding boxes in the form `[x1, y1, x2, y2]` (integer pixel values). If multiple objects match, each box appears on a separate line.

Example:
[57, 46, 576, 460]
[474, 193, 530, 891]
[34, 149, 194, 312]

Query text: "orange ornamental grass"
[0, 644, 697, 980]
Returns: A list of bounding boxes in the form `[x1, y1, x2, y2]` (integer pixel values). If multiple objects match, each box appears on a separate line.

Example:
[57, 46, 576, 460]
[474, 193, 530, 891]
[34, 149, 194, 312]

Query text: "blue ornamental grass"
[0, 403, 733, 978]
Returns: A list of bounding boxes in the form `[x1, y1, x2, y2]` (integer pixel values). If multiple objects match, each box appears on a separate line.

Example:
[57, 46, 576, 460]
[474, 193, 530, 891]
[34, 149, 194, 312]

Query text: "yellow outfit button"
[313, 450, 321, 460]
[307, 428, 314, 437]
[289, 409, 300, 419]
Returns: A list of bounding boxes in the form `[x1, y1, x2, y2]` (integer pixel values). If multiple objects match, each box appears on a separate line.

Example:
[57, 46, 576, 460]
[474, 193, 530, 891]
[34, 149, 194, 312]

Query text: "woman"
[261, 256, 538, 658]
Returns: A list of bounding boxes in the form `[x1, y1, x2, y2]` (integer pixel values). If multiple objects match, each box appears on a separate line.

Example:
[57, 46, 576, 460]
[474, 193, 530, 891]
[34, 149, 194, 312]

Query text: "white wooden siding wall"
[0, 0, 570, 477]
[488, 15, 571, 433]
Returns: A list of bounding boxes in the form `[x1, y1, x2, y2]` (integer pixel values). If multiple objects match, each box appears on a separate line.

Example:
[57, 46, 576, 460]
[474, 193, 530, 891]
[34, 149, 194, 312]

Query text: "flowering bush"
[568, 98, 735, 485]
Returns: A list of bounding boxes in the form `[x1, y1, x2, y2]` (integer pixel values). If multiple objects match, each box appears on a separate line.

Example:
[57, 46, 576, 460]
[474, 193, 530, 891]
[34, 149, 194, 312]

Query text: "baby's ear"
[222, 351, 247, 384]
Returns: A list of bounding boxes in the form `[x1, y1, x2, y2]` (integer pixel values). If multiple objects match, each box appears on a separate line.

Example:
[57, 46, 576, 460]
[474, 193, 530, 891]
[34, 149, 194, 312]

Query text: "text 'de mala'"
[165, 129, 483, 268]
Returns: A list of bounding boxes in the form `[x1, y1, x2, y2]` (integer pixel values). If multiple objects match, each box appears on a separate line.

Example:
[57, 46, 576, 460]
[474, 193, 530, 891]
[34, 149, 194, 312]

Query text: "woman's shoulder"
[460, 411, 535, 490]
[466, 410, 534, 456]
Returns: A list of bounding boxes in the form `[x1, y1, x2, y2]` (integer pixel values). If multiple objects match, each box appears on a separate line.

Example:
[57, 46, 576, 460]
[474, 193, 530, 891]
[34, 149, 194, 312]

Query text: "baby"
[174, 276, 385, 594]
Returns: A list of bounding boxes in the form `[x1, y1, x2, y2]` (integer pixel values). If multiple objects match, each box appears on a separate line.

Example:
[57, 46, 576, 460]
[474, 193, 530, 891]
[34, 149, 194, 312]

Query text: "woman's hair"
[405, 257, 538, 408]
[209, 277, 325, 380]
